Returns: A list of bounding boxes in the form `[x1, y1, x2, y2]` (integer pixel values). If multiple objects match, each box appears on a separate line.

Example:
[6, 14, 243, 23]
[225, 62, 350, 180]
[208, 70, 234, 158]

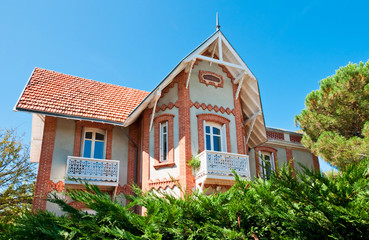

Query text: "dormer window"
[82, 128, 106, 159]
[199, 70, 223, 88]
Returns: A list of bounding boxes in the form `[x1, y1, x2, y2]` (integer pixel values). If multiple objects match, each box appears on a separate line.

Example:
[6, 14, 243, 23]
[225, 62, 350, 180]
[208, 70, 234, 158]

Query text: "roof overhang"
[124, 30, 267, 147]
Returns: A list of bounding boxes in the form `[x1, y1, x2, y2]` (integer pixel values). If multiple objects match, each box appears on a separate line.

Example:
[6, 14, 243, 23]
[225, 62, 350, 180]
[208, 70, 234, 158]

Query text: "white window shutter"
[221, 124, 227, 152]
[258, 150, 263, 178]
[271, 152, 276, 172]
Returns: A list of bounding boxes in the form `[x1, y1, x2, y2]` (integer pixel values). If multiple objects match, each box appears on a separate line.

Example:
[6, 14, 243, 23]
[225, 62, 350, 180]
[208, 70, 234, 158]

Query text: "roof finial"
[216, 12, 220, 30]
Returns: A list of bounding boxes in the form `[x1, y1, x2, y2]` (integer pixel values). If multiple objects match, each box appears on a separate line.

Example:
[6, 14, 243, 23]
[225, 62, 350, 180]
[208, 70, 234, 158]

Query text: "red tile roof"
[16, 68, 149, 124]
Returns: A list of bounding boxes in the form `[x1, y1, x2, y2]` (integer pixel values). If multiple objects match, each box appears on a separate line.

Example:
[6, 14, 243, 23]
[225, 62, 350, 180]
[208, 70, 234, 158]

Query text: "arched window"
[82, 128, 106, 159]
[204, 122, 225, 152]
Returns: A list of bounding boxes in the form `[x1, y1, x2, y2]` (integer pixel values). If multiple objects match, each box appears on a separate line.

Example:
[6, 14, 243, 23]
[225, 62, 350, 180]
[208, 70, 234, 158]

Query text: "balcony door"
[82, 128, 106, 159]
[204, 122, 227, 152]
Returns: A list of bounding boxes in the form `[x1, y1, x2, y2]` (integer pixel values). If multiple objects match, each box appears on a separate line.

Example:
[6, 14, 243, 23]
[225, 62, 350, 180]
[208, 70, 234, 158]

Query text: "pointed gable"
[126, 30, 267, 148]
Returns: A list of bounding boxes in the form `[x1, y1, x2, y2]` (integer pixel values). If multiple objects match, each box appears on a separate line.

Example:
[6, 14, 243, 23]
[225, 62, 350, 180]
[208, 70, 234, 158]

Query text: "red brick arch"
[197, 113, 231, 153]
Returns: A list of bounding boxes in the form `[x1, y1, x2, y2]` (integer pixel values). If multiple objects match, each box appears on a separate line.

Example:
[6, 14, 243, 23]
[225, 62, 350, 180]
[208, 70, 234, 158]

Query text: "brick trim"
[73, 121, 113, 159]
[116, 184, 133, 195]
[128, 121, 140, 186]
[312, 154, 320, 172]
[254, 146, 279, 177]
[177, 71, 194, 194]
[190, 101, 234, 115]
[199, 70, 224, 88]
[154, 114, 175, 169]
[32, 116, 57, 212]
[48, 180, 65, 192]
[266, 130, 284, 140]
[68, 201, 86, 210]
[197, 113, 231, 153]
[232, 82, 246, 154]
[148, 178, 179, 191]
[155, 101, 180, 113]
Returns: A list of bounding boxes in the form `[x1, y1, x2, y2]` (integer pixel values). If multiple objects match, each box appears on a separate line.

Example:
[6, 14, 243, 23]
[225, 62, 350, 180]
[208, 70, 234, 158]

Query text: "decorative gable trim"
[199, 70, 224, 88]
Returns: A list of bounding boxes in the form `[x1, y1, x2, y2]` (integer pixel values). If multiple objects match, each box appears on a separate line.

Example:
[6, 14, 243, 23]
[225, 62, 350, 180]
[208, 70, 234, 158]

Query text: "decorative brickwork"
[190, 101, 235, 115]
[128, 121, 140, 186]
[177, 70, 195, 194]
[218, 64, 235, 81]
[154, 114, 175, 169]
[266, 130, 284, 140]
[199, 70, 224, 88]
[49, 180, 65, 192]
[68, 201, 86, 209]
[148, 178, 179, 191]
[290, 134, 303, 143]
[254, 146, 279, 177]
[160, 82, 176, 98]
[32, 116, 57, 212]
[73, 121, 114, 159]
[232, 82, 246, 154]
[155, 101, 180, 113]
[312, 154, 320, 172]
[203, 184, 231, 190]
[197, 113, 231, 153]
[116, 184, 133, 195]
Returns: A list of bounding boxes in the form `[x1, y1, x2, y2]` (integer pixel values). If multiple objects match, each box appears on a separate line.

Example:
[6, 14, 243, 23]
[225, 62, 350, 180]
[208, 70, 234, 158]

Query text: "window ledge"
[153, 162, 175, 170]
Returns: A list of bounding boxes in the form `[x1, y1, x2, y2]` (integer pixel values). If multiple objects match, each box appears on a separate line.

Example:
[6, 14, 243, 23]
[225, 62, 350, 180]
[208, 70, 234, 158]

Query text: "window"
[82, 128, 106, 159]
[159, 121, 168, 162]
[204, 122, 226, 152]
[258, 151, 275, 179]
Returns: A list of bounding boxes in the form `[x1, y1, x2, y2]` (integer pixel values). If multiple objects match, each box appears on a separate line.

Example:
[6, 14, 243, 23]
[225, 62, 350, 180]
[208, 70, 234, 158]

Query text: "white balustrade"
[195, 150, 250, 180]
[66, 156, 119, 185]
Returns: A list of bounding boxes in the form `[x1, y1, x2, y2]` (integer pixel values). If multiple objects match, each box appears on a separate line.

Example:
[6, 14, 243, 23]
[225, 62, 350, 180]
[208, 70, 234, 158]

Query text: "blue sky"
[1, 0, 368, 172]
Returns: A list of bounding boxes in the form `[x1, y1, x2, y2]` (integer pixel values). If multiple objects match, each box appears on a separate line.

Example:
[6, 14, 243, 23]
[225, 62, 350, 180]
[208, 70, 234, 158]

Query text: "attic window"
[199, 70, 223, 88]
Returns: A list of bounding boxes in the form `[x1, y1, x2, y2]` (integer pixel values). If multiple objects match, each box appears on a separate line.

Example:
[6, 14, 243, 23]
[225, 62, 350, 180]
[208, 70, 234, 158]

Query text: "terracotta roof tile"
[16, 68, 149, 124]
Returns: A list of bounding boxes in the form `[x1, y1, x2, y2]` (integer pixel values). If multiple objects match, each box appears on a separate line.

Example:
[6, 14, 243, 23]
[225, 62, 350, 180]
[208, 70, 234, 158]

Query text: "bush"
[4, 159, 369, 239]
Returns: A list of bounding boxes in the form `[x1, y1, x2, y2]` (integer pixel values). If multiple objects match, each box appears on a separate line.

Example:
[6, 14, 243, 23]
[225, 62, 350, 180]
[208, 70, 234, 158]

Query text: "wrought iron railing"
[195, 150, 250, 179]
[66, 156, 119, 184]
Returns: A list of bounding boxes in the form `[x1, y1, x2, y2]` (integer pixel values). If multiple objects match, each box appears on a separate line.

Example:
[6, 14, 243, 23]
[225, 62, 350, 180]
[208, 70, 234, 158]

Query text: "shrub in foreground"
[3, 159, 369, 239]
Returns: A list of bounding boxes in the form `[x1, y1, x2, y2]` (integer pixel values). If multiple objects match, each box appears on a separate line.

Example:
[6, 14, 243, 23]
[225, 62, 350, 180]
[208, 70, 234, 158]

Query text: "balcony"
[65, 156, 120, 188]
[195, 150, 250, 187]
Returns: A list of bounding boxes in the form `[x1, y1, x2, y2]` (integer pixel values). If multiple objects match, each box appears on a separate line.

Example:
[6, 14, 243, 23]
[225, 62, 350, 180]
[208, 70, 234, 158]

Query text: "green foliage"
[0, 129, 36, 227]
[188, 156, 201, 170]
[295, 60, 369, 169]
[4, 159, 369, 239]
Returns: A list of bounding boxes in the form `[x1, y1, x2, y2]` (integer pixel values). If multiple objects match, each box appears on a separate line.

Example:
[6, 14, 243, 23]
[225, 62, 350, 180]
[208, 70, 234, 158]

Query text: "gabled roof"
[124, 30, 267, 148]
[15, 68, 149, 124]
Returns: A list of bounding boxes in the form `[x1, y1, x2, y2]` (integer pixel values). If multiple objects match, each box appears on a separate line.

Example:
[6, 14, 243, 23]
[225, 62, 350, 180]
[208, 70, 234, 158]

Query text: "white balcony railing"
[195, 150, 250, 180]
[66, 156, 120, 185]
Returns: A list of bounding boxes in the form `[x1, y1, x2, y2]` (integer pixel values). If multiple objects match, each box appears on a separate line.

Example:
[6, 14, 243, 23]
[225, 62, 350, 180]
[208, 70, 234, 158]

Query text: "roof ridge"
[34, 67, 149, 93]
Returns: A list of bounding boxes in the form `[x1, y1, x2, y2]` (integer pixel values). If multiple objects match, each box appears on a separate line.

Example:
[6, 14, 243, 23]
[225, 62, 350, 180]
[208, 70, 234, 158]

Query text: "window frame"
[204, 121, 226, 152]
[197, 113, 231, 153]
[159, 121, 169, 162]
[254, 146, 278, 179]
[154, 114, 175, 169]
[81, 127, 107, 159]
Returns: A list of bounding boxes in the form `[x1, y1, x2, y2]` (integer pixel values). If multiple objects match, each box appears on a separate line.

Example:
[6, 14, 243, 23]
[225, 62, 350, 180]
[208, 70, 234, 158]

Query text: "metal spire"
[216, 12, 220, 30]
